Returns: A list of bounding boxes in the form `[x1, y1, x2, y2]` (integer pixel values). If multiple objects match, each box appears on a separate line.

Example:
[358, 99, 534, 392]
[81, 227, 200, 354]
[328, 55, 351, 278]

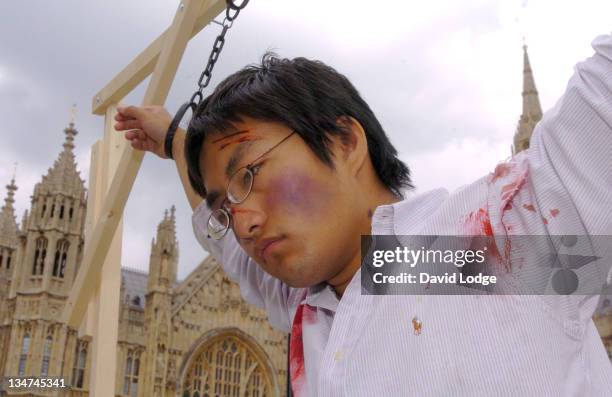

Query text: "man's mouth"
[256, 237, 284, 261]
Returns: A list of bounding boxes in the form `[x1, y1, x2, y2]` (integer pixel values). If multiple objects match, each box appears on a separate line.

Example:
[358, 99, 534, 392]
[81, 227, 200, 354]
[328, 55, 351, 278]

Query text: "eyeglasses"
[207, 131, 296, 240]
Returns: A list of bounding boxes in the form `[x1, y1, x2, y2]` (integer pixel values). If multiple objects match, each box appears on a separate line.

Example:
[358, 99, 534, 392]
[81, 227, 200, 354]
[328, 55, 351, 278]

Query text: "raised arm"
[527, 34, 612, 236]
[522, 34, 612, 325]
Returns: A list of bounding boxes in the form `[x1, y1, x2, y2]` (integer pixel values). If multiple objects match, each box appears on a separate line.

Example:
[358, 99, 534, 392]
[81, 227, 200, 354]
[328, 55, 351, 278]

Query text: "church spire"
[63, 104, 78, 151]
[35, 111, 85, 196]
[63, 122, 78, 151]
[147, 206, 179, 292]
[4, 176, 17, 209]
[513, 42, 543, 154]
[0, 176, 19, 249]
[156, 205, 178, 261]
[521, 44, 542, 122]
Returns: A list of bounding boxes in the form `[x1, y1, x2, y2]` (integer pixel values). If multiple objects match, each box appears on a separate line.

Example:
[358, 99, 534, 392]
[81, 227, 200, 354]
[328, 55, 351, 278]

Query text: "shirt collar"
[303, 282, 340, 313]
[372, 188, 449, 236]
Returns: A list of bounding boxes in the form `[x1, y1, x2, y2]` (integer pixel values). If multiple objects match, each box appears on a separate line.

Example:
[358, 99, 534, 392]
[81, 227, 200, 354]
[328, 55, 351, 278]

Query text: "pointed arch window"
[69, 206, 74, 220]
[183, 335, 271, 397]
[53, 239, 70, 278]
[18, 333, 31, 376]
[123, 356, 132, 395]
[41, 335, 53, 376]
[32, 237, 48, 275]
[6, 248, 12, 269]
[123, 350, 140, 397]
[50, 204, 55, 218]
[41, 202, 47, 218]
[72, 342, 87, 389]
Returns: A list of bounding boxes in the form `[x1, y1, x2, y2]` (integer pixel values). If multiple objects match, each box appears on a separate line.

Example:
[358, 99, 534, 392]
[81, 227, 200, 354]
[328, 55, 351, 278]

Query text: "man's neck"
[328, 189, 402, 297]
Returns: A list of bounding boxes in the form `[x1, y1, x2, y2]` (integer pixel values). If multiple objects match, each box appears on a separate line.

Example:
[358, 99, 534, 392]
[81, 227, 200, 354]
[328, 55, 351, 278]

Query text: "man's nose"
[230, 204, 266, 240]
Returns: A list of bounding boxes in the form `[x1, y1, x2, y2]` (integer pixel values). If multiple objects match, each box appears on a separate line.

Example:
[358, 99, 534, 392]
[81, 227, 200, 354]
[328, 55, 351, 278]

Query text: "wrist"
[171, 129, 186, 161]
[164, 123, 177, 159]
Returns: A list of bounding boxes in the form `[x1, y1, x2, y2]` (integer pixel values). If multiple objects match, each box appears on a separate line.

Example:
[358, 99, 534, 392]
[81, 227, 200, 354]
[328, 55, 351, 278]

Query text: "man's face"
[200, 117, 363, 288]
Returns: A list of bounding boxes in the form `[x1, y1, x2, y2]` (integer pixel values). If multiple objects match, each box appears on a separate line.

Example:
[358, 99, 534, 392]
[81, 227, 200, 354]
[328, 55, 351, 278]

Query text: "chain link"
[182, 1, 248, 110]
[165, 0, 249, 159]
[192, 0, 249, 94]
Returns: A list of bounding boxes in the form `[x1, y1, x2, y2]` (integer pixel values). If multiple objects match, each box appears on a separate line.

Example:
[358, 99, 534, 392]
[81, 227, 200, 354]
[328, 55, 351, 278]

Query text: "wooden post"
[82, 105, 125, 397]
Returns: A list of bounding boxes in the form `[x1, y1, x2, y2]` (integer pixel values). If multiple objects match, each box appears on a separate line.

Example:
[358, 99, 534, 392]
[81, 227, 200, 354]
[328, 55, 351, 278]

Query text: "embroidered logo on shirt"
[412, 316, 422, 335]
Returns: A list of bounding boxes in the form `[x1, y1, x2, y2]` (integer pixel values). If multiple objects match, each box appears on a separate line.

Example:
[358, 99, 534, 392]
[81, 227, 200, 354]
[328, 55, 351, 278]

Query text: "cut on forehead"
[201, 131, 263, 210]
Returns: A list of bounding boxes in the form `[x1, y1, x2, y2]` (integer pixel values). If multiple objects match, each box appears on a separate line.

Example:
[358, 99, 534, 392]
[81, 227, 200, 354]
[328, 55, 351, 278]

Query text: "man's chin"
[255, 252, 325, 288]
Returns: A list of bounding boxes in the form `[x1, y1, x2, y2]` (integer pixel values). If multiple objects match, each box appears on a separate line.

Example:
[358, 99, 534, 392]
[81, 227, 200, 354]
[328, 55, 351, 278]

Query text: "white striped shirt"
[192, 34, 612, 396]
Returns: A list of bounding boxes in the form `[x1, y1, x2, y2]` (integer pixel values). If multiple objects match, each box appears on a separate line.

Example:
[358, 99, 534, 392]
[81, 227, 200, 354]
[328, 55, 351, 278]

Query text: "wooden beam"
[91, 0, 225, 115]
[88, 105, 124, 397]
[63, 0, 206, 328]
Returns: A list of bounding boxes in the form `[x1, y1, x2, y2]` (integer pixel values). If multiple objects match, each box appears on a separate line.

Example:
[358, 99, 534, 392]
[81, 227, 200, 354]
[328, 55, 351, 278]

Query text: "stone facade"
[0, 123, 289, 397]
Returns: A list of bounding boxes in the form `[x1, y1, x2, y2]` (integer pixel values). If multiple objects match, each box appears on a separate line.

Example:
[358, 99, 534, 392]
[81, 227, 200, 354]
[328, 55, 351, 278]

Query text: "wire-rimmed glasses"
[207, 131, 296, 239]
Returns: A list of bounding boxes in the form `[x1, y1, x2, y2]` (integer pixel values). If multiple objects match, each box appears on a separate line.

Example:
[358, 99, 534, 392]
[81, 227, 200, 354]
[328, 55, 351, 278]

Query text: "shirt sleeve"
[191, 201, 299, 333]
[526, 34, 612, 324]
[528, 34, 612, 235]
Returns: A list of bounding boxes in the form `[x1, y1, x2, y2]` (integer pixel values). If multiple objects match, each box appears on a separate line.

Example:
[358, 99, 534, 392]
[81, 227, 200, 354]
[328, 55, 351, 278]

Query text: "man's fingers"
[114, 119, 142, 131]
[130, 139, 146, 151]
[117, 105, 145, 121]
[125, 130, 139, 140]
[124, 129, 150, 142]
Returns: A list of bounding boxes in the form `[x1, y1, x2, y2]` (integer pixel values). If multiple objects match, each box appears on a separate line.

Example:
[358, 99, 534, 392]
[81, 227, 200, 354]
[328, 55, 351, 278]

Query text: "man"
[115, 34, 612, 396]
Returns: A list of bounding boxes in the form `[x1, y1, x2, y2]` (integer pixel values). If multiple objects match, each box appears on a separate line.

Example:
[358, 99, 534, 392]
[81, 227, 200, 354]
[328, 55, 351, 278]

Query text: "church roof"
[0, 178, 19, 248]
[172, 255, 220, 317]
[122, 267, 148, 309]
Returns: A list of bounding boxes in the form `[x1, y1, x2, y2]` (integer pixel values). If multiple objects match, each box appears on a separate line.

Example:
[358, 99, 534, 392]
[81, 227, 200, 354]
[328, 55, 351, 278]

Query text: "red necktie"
[289, 303, 307, 396]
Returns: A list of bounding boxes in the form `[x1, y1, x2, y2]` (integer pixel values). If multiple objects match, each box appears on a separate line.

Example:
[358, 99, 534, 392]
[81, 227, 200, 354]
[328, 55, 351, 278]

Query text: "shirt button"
[334, 350, 344, 361]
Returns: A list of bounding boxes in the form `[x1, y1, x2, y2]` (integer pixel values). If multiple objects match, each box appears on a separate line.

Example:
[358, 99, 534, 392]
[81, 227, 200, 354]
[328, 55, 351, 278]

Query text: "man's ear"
[333, 116, 369, 176]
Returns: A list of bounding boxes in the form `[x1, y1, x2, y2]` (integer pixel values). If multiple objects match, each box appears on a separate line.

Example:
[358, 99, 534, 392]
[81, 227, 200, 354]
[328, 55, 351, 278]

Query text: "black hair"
[185, 53, 412, 199]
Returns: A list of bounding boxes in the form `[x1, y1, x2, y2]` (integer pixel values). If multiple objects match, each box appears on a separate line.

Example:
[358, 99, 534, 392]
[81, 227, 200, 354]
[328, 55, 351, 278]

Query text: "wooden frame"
[60, 0, 226, 394]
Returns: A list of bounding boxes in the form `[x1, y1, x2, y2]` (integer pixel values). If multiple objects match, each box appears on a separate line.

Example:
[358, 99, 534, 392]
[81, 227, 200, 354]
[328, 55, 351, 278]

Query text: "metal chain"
[195, 0, 249, 95]
[167, 0, 249, 144]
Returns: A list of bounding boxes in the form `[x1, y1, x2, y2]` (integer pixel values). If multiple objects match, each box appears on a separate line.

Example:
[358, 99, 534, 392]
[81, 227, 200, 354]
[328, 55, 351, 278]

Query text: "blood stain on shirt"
[302, 304, 317, 324]
[464, 209, 512, 272]
[550, 208, 560, 217]
[522, 204, 536, 212]
[490, 163, 512, 182]
[465, 209, 494, 236]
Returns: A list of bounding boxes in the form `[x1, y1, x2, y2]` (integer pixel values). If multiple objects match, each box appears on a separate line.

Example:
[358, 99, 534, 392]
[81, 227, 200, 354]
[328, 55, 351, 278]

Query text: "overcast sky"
[1, 0, 610, 279]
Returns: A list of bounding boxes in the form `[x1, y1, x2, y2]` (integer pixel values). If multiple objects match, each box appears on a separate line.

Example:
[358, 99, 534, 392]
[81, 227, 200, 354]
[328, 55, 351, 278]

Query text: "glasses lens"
[208, 209, 230, 240]
[228, 167, 253, 204]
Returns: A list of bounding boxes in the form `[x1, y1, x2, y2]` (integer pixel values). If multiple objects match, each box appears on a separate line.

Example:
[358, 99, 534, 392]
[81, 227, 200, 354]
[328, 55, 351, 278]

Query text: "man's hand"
[115, 105, 204, 209]
[114, 105, 173, 159]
